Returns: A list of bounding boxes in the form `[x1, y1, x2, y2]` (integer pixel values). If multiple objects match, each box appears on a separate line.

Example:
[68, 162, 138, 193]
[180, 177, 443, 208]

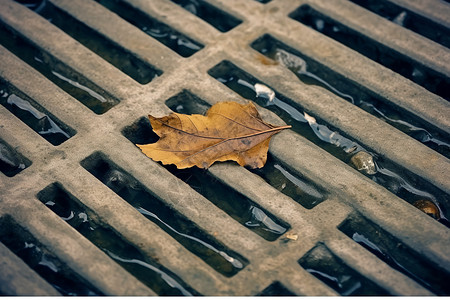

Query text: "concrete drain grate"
[0, 0, 449, 296]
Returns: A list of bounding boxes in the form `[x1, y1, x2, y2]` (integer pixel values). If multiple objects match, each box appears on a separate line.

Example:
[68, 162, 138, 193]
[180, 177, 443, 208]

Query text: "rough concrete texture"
[0, 0, 449, 296]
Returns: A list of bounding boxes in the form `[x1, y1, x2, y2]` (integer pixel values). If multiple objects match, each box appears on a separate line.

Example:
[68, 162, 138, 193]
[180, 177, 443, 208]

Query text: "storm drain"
[0, 0, 449, 296]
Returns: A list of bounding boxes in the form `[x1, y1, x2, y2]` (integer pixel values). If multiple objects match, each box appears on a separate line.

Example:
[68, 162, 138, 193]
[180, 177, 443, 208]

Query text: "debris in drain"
[304, 112, 359, 153]
[273, 48, 355, 103]
[254, 83, 275, 102]
[137, 101, 291, 169]
[413, 199, 441, 220]
[285, 233, 298, 241]
[0, 140, 28, 177]
[350, 151, 377, 175]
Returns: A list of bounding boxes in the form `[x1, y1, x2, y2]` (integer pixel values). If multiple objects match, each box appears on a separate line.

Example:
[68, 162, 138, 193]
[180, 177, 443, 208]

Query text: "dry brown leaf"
[137, 101, 291, 169]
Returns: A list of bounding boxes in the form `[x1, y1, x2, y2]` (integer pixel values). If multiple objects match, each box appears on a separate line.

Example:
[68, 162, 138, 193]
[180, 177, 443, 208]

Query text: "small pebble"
[350, 151, 377, 175]
[413, 199, 440, 220]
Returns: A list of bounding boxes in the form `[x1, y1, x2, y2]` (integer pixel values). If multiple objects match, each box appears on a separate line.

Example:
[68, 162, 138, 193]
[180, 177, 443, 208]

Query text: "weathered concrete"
[0, 0, 449, 296]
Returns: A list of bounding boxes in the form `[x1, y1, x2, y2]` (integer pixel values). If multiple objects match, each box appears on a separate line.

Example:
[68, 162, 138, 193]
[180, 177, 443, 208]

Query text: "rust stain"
[255, 53, 278, 66]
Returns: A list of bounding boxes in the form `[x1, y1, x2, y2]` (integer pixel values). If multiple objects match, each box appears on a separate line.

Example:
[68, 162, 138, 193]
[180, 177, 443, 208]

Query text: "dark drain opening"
[164, 89, 327, 210]
[81, 152, 248, 277]
[37, 182, 198, 296]
[0, 81, 75, 146]
[169, 0, 242, 33]
[96, 0, 203, 58]
[348, 0, 450, 48]
[165, 89, 210, 115]
[0, 215, 102, 296]
[167, 165, 290, 241]
[35, 1, 162, 85]
[258, 281, 296, 296]
[289, 5, 450, 101]
[0, 23, 119, 114]
[339, 213, 450, 295]
[299, 243, 390, 296]
[251, 34, 450, 158]
[208, 60, 450, 227]
[252, 155, 327, 209]
[0, 137, 31, 177]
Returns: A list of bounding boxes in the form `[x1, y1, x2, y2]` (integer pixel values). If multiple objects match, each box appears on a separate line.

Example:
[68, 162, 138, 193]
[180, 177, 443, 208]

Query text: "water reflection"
[0, 89, 72, 145]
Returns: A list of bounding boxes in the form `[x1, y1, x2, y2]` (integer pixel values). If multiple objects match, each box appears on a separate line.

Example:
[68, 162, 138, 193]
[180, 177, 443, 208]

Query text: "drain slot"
[339, 213, 450, 295]
[81, 152, 248, 277]
[0, 82, 75, 146]
[165, 165, 289, 241]
[96, 0, 203, 58]
[0, 138, 31, 177]
[348, 0, 450, 48]
[36, 2, 162, 85]
[251, 34, 450, 158]
[258, 281, 296, 296]
[252, 155, 327, 209]
[289, 5, 450, 101]
[37, 182, 197, 296]
[169, 0, 242, 32]
[0, 215, 102, 296]
[299, 243, 390, 295]
[165, 89, 211, 115]
[0, 24, 118, 114]
[208, 60, 450, 226]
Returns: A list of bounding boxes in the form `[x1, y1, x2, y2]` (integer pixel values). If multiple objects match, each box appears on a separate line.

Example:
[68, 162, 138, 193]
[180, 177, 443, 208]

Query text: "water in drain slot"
[0, 138, 31, 177]
[289, 5, 450, 101]
[252, 156, 327, 209]
[299, 243, 390, 295]
[0, 24, 118, 114]
[169, 0, 242, 33]
[34, 1, 162, 85]
[37, 183, 197, 296]
[251, 34, 450, 159]
[81, 152, 248, 277]
[0, 216, 102, 296]
[339, 213, 450, 295]
[0, 83, 74, 146]
[208, 60, 449, 226]
[348, 0, 450, 48]
[165, 90, 211, 115]
[96, 0, 203, 58]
